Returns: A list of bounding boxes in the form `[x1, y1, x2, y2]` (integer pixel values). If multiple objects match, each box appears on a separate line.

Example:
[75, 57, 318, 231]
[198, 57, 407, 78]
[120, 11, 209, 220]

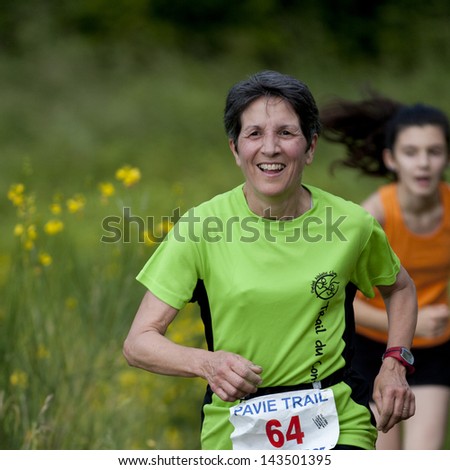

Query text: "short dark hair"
[224, 70, 321, 150]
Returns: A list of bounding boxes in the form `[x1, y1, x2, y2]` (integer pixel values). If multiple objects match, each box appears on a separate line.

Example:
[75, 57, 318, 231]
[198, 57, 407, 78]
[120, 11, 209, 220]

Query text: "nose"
[261, 132, 280, 156]
[417, 152, 431, 168]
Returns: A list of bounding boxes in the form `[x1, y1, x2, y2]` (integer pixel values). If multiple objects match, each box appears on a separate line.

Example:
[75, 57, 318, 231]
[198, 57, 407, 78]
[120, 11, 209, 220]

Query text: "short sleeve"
[136, 210, 203, 310]
[351, 216, 401, 298]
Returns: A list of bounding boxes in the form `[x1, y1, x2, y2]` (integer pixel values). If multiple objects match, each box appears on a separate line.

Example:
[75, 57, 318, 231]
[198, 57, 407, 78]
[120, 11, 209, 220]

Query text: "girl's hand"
[415, 304, 449, 338]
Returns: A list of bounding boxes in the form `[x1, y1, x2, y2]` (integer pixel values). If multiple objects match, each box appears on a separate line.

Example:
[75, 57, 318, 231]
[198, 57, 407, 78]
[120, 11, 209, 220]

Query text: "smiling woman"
[123, 70, 418, 450]
[228, 96, 316, 219]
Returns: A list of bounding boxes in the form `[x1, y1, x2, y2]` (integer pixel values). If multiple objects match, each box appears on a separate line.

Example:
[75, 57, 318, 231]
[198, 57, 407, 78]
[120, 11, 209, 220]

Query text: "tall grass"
[2, 168, 207, 449]
[1, 36, 449, 449]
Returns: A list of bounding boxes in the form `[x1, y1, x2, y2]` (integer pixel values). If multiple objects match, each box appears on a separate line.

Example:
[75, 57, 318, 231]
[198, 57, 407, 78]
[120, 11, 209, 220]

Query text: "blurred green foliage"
[1, 0, 450, 64]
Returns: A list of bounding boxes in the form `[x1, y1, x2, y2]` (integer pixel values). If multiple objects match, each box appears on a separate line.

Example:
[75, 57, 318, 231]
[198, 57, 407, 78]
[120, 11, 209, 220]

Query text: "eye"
[402, 147, 417, 157]
[279, 127, 302, 138]
[428, 146, 445, 156]
[243, 129, 262, 139]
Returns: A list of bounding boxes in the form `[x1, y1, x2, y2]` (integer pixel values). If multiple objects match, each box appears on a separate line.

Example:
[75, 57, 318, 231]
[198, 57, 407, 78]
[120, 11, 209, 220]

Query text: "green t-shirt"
[137, 184, 400, 449]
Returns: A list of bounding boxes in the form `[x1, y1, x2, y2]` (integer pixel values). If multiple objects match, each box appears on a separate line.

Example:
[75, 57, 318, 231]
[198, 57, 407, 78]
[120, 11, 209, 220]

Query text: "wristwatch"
[382, 347, 415, 375]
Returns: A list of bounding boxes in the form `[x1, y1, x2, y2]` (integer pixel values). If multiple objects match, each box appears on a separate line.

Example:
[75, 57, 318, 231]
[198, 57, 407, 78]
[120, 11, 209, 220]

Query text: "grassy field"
[1, 37, 449, 449]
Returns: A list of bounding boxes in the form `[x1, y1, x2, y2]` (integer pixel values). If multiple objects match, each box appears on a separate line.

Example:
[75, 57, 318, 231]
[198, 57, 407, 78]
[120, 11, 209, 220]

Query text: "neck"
[397, 184, 441, 215]
[243, 185, 312, 220]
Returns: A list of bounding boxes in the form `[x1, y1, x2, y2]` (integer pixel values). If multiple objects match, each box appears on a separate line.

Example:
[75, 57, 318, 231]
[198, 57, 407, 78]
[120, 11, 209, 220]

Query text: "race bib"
[229, 388, 339, 450]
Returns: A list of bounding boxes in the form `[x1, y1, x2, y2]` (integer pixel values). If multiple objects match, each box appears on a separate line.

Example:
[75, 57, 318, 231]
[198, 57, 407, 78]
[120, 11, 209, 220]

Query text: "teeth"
[258, 163, 285, 171]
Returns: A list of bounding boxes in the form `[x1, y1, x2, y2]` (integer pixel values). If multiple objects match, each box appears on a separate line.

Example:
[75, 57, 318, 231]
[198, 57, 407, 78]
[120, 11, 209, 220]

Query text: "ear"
[305, 134, 318, 165]
[382, 149, 397, 172]
[229, 139, 241, 167]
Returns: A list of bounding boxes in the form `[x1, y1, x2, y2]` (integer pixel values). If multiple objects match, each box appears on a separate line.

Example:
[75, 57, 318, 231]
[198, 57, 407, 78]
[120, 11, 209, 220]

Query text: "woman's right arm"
[123, 290, 263, 402]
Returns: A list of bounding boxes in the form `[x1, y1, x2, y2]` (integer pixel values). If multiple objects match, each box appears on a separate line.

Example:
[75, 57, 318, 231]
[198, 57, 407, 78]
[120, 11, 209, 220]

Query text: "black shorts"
[352, 333, 450, 396]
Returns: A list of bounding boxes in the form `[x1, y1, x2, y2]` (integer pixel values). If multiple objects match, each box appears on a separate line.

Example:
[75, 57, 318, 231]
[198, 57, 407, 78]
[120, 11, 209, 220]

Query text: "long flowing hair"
[320, 92, 450, 179]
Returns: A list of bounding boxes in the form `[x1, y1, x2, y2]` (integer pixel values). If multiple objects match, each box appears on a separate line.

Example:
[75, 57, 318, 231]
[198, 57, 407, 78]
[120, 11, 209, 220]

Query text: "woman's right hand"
[201, 350, 263, 402]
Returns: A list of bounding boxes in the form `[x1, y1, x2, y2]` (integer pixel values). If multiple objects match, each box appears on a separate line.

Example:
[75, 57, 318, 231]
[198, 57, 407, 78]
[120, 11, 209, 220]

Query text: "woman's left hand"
[372, 357, 415, 433]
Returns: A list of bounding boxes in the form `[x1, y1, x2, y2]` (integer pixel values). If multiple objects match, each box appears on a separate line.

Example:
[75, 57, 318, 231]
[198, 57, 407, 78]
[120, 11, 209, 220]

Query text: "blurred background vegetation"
[1, 0, 449, 449]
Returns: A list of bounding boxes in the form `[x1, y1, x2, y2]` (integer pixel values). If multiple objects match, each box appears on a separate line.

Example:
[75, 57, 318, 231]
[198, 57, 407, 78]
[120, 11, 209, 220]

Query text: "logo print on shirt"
[311, 272, 339, 300]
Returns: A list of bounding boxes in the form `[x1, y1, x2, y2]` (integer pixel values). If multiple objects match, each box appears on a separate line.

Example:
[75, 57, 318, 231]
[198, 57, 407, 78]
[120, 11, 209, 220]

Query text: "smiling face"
[383, 124, 449, 198]
[229, 96, 317, 216]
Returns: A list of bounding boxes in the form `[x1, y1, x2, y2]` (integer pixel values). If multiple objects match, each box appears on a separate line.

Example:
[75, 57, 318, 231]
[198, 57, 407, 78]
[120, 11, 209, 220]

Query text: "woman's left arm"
[372, 266, 417, 433]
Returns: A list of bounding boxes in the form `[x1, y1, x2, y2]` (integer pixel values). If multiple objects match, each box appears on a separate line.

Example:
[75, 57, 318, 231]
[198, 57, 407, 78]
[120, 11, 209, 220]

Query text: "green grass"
[1, 36, 449, 449]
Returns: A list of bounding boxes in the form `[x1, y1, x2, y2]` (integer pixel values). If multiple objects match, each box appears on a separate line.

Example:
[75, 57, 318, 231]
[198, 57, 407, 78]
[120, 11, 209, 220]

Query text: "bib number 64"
[265, 415, 305, 448]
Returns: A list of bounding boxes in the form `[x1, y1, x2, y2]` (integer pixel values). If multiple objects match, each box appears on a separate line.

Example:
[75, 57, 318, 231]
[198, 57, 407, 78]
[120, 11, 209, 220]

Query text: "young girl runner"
[321, 95, 450, 449]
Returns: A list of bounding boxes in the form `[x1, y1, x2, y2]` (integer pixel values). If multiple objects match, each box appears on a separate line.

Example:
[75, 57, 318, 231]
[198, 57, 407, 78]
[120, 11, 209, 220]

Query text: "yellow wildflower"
[37, 344, 50, 360]
[25, 195, 36, 215]
[50, 202, 62, 215]
[7, 183, 25, 207]
[146, 439, 157, 449]
[44, 219, 64, 235]
[38, 251, 52, 266]
[10, 370, 28, 389]
[14, 224, 25, 237]
[67, 194, 86, 213]
[143, 231, 156, 247]
[27, 224, 37, 240]
[115, 165, 141, 187]
[170, 331, 185, 343]
[98, 182, 115, 198]
[65, 297, 78, 310]
[118, 370, 139, 388]
[24, 239, 34, 251]
[23, 225, 37, 249]
[165, 427, 182, 449]
[156, 220, 174, 235]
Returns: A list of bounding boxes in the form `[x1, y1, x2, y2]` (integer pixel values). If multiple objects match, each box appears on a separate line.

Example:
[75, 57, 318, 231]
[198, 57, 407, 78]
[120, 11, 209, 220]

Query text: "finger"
[402, 394, 416, 419]
[249, 363, 264, 375]
[401, 403, 410, 418]
[213, 384, 239, 402]
[376, 411, 391, 432]
[380, 397, 414, 432]
[218, 368, 261, 399]
[231, 360, 263, 386]
[375, 396, 390, 430]
[378, 407, 402, 433]
[246, 364, 264, 385]
[213, 376, 252, 402]
[410, 393, 416, 415]
[375, 397, 395, 432]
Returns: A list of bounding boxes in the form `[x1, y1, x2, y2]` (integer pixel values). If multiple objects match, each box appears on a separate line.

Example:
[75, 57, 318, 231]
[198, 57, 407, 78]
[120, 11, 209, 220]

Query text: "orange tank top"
[356, 182, 450, 348]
